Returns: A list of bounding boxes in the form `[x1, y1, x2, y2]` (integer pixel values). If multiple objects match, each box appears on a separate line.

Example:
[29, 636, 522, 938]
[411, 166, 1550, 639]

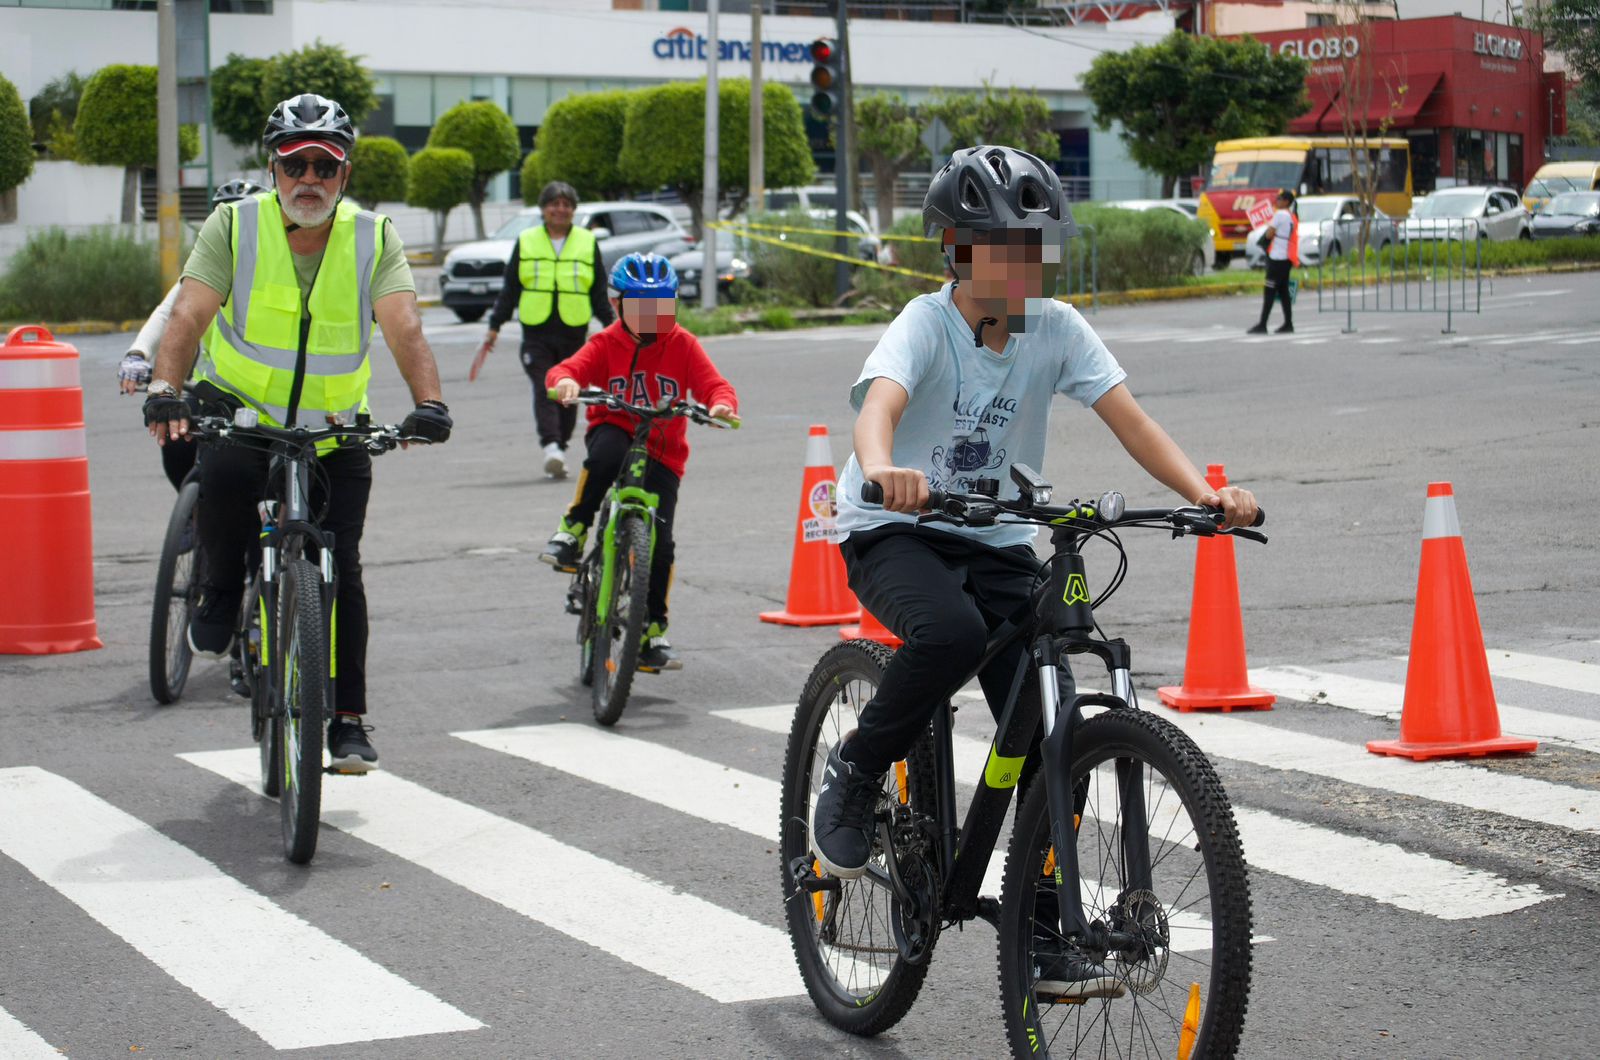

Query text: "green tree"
[349, 135, 408, 210]
[927, 83, 1060, 161]
[619, 79, 814, 237]
[527, 89, 632, 201]
[1082, 31, 1308, 196]
[406, 146, 474, 262]
[75, 64, 201, 223]
[520, 150, 546, 204]
[427, 100, 521, 239]
[1, 73, 34, 217]
[856, 92, 925, 233]
[28, 71, 86, 156]
[260, 39, 378, 126]
[211, 52, 275, 153]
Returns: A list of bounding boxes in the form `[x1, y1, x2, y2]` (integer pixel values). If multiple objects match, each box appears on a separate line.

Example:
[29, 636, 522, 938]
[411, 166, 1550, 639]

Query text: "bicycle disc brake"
[887, 811, 941, 966]
[1108, 887, 1170, 994]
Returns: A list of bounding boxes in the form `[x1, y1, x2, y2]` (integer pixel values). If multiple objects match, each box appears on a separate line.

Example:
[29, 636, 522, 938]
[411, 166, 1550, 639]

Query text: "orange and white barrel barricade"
[0, 325, 102, 654]
[759, 425, 861, 626]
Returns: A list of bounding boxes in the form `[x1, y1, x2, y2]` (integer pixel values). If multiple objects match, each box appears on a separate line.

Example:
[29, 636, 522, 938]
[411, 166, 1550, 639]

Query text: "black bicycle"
[556, 387, 737, 726]
[148, 463, 203, 704]
[780, 463, 1265, 1059]
[189, 410, 416, 863]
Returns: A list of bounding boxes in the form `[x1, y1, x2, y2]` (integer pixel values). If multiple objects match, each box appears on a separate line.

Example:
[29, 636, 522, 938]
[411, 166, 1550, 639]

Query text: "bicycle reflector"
[809, 38, 841, 118]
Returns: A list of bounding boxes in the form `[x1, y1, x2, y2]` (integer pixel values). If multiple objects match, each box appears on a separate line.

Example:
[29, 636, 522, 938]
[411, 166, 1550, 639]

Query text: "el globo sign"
[653, 26, 815, 63]
[1276, 35, 1361, 60]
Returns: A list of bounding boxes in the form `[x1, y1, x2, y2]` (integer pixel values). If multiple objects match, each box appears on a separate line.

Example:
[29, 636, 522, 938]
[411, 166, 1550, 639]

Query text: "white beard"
[281, 189, 336, 228]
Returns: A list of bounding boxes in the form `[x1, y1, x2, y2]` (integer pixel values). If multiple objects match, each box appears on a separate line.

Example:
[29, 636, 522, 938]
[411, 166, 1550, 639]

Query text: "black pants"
[839, 525, 1045, 776]
[563, 423, 679, 625]
[197, 443, 373, 713]
[1258, 258, 1294, 327]
[162, 436, 198, 491]
[520, 328, 586, 449]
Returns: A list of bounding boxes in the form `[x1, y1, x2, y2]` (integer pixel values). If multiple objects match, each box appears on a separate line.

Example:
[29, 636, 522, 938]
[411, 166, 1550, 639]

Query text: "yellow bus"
[1199, 136, 1413, 265]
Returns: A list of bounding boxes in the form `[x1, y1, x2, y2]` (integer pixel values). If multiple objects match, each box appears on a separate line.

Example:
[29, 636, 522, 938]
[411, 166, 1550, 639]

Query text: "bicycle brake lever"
[1225, 527, 1269, 544]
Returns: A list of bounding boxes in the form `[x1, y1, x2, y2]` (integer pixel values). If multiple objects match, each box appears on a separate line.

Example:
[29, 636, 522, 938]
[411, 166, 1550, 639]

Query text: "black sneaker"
[637, 622, 681, 672]
[1245, 323, 1269, 335]
[539, 531, 581, 572]
[1275, 322, 1294, 334]
[327, 714, 379, 774]
[808, 737, 883, 879]
[1033, 943, 1127, 1002]
[187, 586, 240, 659]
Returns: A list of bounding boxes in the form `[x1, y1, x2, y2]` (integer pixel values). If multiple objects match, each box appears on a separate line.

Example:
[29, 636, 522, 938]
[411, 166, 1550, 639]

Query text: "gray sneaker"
[808, 738, 883, 879]
[327, 714, 379, 774]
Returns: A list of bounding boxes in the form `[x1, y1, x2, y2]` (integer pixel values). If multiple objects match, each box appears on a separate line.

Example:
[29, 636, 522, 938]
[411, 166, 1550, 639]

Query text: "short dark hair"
[1277, 188, 1296, 204]
[539, 181, 579, 208]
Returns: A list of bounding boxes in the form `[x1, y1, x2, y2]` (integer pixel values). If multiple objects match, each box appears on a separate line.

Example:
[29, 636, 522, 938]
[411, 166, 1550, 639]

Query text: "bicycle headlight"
[233, 408, 259, 428]
[1097, 490, 1125, 521]
[1030, 486, 1052, 506]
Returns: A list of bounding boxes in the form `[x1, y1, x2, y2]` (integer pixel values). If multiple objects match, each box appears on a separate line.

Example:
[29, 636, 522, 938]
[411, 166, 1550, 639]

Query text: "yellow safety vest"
[198, 192, 383, 430]
[518, 224, 597, 328]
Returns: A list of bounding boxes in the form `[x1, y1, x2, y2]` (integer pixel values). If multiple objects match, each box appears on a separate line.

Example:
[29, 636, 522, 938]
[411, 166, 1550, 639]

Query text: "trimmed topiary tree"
[260, 39, 378, 126]
[0, 73, 34, 218]
[406, 146, 474, 262]
[211, 52, 276, 154]
[349, 135, 408, 210]
[526, 90, 632, 202]
[75, 64, 200, 222]
[427, 100, 521, 240]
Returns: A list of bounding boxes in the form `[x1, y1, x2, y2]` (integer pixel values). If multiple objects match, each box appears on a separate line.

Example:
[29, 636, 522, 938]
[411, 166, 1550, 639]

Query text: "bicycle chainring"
[889, 813, 942, 966]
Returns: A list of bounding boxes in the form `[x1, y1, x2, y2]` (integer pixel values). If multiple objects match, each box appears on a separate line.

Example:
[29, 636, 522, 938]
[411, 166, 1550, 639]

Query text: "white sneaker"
[543, 442, 567, 478]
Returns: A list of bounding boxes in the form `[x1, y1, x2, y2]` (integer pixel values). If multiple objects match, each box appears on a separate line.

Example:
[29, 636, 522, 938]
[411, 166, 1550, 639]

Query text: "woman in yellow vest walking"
[475, 181, 614, 478]
[141, 94, 453, 772]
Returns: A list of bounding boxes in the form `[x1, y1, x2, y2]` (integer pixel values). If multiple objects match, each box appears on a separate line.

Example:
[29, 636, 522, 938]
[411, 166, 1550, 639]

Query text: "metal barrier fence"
[1054, 222, 1098, 310]
[1315, 218, 1483, 334]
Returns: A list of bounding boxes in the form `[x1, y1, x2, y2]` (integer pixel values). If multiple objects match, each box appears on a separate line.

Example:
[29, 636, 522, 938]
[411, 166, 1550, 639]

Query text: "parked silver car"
[440, 202, 692, 323]
[670, 245, 751, 301]
[1244, 195, 1398, 268]
[1400, 187, 1531, 244]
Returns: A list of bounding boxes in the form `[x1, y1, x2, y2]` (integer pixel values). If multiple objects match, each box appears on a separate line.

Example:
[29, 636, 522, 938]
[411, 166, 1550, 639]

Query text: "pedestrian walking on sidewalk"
[1247, 189, 1299, 335]
[472, 181, 614, 478]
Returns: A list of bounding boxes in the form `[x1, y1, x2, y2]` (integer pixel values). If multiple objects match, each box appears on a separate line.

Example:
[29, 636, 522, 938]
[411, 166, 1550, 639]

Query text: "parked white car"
[1244, 195, 1399, 268]
[440, 202, 691, 323]
[1104, 199, 1216, 274]
[1400, 187, 1531, 243]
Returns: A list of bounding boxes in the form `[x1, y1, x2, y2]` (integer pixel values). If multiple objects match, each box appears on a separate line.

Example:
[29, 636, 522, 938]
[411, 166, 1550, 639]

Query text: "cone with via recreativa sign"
[1367, 483, 1536, 760]
[1157, 463, 1274, 712]
[840, 606, 902, 647]
[760, 425, 861, 626]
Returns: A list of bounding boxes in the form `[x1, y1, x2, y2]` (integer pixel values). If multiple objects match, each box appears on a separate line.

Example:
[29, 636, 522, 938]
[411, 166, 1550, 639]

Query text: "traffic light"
[809, 38, 841, 119]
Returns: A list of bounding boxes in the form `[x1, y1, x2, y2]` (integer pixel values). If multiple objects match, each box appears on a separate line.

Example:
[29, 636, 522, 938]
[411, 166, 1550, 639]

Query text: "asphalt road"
[2, 272, 1597, 1059]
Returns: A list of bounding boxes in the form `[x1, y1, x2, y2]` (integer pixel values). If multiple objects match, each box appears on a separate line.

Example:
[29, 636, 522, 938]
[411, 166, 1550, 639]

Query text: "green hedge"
[1072, 204, 1209, 291]
[0, 228, 162, 322]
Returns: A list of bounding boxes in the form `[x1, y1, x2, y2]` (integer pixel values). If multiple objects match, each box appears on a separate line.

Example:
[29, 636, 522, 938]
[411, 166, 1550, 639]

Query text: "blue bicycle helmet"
[610, 252, 679, 298]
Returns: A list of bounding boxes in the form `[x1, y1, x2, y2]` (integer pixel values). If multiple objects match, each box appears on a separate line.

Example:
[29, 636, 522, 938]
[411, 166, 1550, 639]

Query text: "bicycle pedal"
[324, 766, 372, 776]
[564, 600, 582, 615]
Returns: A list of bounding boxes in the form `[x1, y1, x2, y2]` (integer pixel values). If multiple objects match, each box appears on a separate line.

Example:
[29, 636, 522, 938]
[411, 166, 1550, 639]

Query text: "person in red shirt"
[542, 252, 738, 671]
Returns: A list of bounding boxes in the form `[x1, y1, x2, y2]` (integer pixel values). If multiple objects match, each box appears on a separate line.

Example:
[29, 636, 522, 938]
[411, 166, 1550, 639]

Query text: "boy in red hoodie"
[541, 252, 738, 672]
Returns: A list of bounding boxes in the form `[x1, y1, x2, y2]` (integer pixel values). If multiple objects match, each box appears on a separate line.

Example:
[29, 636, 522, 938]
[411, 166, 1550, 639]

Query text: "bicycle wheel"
[275, 558, 326, 864]
[245, 575, 280, 798]
[997, 708, 1252, 1060]
[779, 640, 940, 1037]
[576, 557, 597, 689]
[590, 514, 650, 727]
[149, 479, 201, 704]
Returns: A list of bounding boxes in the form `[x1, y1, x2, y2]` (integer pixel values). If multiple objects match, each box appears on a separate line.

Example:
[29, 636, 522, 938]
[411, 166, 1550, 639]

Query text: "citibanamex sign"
[1277, 36, 1361, 61]
[653, 26, 812, 63]
[1473, 32, 1525, 61]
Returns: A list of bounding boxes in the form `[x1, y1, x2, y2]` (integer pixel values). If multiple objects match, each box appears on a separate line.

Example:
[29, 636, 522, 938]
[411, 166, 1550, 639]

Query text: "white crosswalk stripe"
[707, 705, 1557, 919]
[0, 767, 483, 1051]
[1251, 664, 1600, 755]
[1484, 649, 1600, 698]
[179, 748, 803, 1004]
[0, 1005, 59, 1060]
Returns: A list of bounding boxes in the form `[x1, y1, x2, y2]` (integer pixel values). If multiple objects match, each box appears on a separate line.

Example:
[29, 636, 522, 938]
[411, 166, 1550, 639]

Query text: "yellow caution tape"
[708, 220, 947, 283]
[729, 218, 937, 244]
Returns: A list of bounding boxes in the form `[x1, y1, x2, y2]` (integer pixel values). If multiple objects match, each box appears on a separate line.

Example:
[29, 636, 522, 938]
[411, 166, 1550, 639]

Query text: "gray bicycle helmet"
[211, 178, 268, 208]
[923, 145, 1077, 238]
[262, 94, 356, 156]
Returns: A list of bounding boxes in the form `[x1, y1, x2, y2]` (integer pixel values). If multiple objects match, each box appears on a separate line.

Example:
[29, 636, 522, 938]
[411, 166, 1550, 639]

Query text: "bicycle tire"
[780, 640, 940, 1037]
[997, 708, 1252, 1060]
[275, 559, 326, 865]
[577, 558, 597, 689]
[149, 479, 201, 704]
[245, 575, 280, 797]
[591, 514, 650, 727]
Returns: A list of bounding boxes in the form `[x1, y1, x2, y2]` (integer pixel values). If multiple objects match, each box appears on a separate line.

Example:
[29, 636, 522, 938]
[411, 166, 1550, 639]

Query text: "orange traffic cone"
[840, 606, 902, 647]
[1157, 464, 1274, 712]
[1368, 483, 1536, 760]
[759, 425, 861, 626]
[0, 325, 102, 654]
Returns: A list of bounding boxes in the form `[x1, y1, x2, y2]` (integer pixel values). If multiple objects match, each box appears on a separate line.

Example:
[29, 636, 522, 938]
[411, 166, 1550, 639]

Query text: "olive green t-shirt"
[182, 202, 415, 311]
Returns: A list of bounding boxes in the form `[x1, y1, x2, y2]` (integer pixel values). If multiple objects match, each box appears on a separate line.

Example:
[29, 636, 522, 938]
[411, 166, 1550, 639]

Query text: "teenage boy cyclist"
[541, 252, 738, 672]
[809, 145, 1260, 997]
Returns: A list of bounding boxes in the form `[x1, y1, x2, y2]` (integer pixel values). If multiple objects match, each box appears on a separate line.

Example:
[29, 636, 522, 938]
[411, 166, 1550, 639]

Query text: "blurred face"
[273, 146, 347, 228]
[619, 296, 676, 339]
[946, 227, 1063, 332]
[542, 197, 575, 232]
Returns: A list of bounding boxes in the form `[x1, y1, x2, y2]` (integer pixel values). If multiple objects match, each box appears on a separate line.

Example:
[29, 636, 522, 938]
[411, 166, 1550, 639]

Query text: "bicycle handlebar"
[187, 413, 422, 453]
[547, 386, 741, 430]
[860, 470, 1267, 544]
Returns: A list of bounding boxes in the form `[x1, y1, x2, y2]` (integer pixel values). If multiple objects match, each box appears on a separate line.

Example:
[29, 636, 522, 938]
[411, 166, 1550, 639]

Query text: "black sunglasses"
[277, 156, 343, 181]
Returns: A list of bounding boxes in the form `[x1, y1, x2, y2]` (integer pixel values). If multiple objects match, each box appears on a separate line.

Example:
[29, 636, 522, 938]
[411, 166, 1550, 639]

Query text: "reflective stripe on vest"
[197, 193, 381, 426]
[518, 225, 596, 328]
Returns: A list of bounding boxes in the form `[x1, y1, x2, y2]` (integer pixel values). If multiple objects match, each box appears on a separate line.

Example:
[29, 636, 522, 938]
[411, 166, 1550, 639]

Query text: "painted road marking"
[0, 767, 482, 1051]
[1484, 649, 1600, 698]
[0, 1004, 60, 1060]
[180, 749, 802, 1004]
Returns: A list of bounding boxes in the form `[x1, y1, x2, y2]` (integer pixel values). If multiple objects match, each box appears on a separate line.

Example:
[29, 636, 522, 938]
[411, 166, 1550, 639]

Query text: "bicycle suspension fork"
[1034, 632, 1096, 943]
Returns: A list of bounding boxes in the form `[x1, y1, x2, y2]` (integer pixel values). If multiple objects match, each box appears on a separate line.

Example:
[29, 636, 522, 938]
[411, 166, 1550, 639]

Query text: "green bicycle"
[554, 387, 737, 726]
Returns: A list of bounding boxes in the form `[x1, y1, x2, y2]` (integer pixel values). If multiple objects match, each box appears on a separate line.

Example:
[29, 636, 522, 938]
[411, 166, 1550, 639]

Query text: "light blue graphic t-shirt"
[837, 283, 1127, 549]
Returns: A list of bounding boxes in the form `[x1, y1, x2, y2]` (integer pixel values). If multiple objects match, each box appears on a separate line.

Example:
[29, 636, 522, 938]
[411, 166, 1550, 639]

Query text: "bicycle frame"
[591, 418, 661, 630]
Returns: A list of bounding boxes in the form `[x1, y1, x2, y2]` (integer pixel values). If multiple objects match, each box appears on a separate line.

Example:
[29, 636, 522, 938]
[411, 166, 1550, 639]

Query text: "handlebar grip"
[862, 482, 884, 504]
[1253, 506, 1266, 528]
[546, 388, 562, 400]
